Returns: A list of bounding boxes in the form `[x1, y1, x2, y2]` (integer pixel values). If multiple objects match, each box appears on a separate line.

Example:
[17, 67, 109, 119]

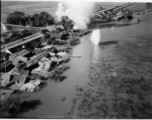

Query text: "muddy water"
[18, 12, 152, 118]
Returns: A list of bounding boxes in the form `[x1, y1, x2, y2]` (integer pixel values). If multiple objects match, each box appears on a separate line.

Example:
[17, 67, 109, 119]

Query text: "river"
[18, 11, 152, 118]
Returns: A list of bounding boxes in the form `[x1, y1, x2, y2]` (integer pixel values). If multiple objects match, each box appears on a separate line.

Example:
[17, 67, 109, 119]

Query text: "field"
[1, 1, 58, 23]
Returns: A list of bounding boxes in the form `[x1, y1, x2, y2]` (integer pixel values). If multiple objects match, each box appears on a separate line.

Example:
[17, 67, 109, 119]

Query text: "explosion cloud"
[90, 29, 100, 45]
[56, 1, 95, 30]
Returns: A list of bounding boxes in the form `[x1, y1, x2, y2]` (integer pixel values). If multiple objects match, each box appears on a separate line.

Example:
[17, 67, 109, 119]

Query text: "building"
[11, 74, 30, 84]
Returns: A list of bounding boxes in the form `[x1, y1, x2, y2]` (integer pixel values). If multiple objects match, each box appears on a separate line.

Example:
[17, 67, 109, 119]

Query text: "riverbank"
[0, 29, 91, 118]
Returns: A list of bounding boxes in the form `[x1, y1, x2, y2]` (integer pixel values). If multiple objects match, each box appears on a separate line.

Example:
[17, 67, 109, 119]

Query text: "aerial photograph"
[1, 0, 152, 119]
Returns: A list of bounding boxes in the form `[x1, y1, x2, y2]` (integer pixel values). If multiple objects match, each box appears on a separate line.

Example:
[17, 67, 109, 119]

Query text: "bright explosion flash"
[90, 29, 100, 45]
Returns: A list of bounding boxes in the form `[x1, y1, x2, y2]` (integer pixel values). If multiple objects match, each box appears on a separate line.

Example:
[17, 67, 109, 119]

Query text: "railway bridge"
[94, 2, 135, 19]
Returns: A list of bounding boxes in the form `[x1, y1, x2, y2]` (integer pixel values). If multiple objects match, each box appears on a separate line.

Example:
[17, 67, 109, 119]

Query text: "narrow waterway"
[18, 11, 152, 118]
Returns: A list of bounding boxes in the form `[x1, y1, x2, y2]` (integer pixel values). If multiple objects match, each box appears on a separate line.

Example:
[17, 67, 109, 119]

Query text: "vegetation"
[6, 11, 26, 26]
[0, 95, 42, 118]
[3, 14, 80, 55]
[60, 16, 74, 32]
[24, 38, 42, 52]
[6, 11, 55, 27]
[6, 25, 12, 30]
[146, 3, 152, 8]
[41, 29, 50, 34]
[3, 29, 33, 44]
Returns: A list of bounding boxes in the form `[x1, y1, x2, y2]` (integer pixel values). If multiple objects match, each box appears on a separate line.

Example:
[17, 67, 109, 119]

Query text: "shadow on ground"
[0, 95, 42, 118]
[99, 40, 118, 46]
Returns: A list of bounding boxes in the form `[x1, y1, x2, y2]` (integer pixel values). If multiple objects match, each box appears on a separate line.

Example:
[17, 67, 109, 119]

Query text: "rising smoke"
[56, 1, 95, 30]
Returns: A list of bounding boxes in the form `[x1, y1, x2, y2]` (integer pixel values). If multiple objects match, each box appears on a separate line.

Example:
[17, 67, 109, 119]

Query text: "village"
[0, 2, 136, 104]
[1, 1, 152, 118]
[1, 21, 91, 101]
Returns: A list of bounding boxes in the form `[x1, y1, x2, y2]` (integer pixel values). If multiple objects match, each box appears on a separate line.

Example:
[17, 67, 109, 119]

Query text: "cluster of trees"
[6, 11, 55, 27]
[57, 16, 74, 32]
[4, 29, 33, 44]
[24, 38, 42, 52]
[40, 16, 74, 44]
[39, 16, 80, 46]
[6, 10, 75, 30]
[41, 30, 57, 45]
[146, 3, 152, 8]
[6, 11, 26, 26]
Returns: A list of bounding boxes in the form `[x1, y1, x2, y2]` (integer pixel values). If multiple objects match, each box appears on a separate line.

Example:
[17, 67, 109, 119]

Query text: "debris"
[49, 52, 56, 56]
[20, 79, 44, 92]
[41, 45, 53, 50]
[56, 51, 67, 56]
[70, 55, 81, 58]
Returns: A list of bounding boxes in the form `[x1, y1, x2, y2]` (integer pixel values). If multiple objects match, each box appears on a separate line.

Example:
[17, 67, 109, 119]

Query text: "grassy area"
[1, 1, 58, 23]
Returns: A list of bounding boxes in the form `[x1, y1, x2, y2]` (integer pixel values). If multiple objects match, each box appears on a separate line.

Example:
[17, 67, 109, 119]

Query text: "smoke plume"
[56, 1, 95, 30]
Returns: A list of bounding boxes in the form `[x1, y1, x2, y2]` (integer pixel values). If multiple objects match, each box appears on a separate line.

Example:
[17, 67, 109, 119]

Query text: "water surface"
[18, 11, 152, 118]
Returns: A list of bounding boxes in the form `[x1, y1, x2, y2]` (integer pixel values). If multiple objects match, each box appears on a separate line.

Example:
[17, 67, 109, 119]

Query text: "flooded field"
[15, 11, 152, 118]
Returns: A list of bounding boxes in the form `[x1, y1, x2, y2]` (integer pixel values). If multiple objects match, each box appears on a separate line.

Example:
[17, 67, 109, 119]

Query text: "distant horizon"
[1, 2, 149, 23]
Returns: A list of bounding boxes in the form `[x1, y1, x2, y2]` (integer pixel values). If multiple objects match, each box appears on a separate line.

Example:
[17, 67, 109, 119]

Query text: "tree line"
[6, 11, 55, 27]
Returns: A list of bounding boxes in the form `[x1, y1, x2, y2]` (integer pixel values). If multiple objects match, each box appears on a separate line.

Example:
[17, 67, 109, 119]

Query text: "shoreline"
[0, 29, 92, 118]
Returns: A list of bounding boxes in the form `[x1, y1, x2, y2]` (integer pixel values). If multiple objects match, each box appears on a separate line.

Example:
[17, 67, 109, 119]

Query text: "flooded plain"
[17, 11, 152, 118]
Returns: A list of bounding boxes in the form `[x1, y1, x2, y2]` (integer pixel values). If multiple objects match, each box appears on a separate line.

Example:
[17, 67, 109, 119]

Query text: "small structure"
[20, 79, 45, 92]
[9, 49, 29, 61]
[0, 73, 13, 87]
[12, 59, 19, 66]
[12, 56, 28, 66]
[1, 73, 12, 81]
[12, 68, 29, 76]
[11, 74, 29, 84]
[41, 45, 53, 50]
[34, 48, 43, 55]
[27, 51, 47, 67]
[16, 56, 28, 62]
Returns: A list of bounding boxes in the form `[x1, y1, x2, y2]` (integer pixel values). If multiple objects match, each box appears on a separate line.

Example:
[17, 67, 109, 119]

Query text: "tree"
[21, 29, 32, 37]
[61, 31, 69, 40]
[41, 29, 49, 34]
[44, 53, 51, 58]
[60, 16, 74, 32]
[6, 11, 26, 25]
[6, 25, 12, 30]
[44, 33, 51, 40]
[6, 11, 55, 27]
[24, 42, 35, 52]
[9, 31, 22, 41]
[33, 12, 54, 27]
